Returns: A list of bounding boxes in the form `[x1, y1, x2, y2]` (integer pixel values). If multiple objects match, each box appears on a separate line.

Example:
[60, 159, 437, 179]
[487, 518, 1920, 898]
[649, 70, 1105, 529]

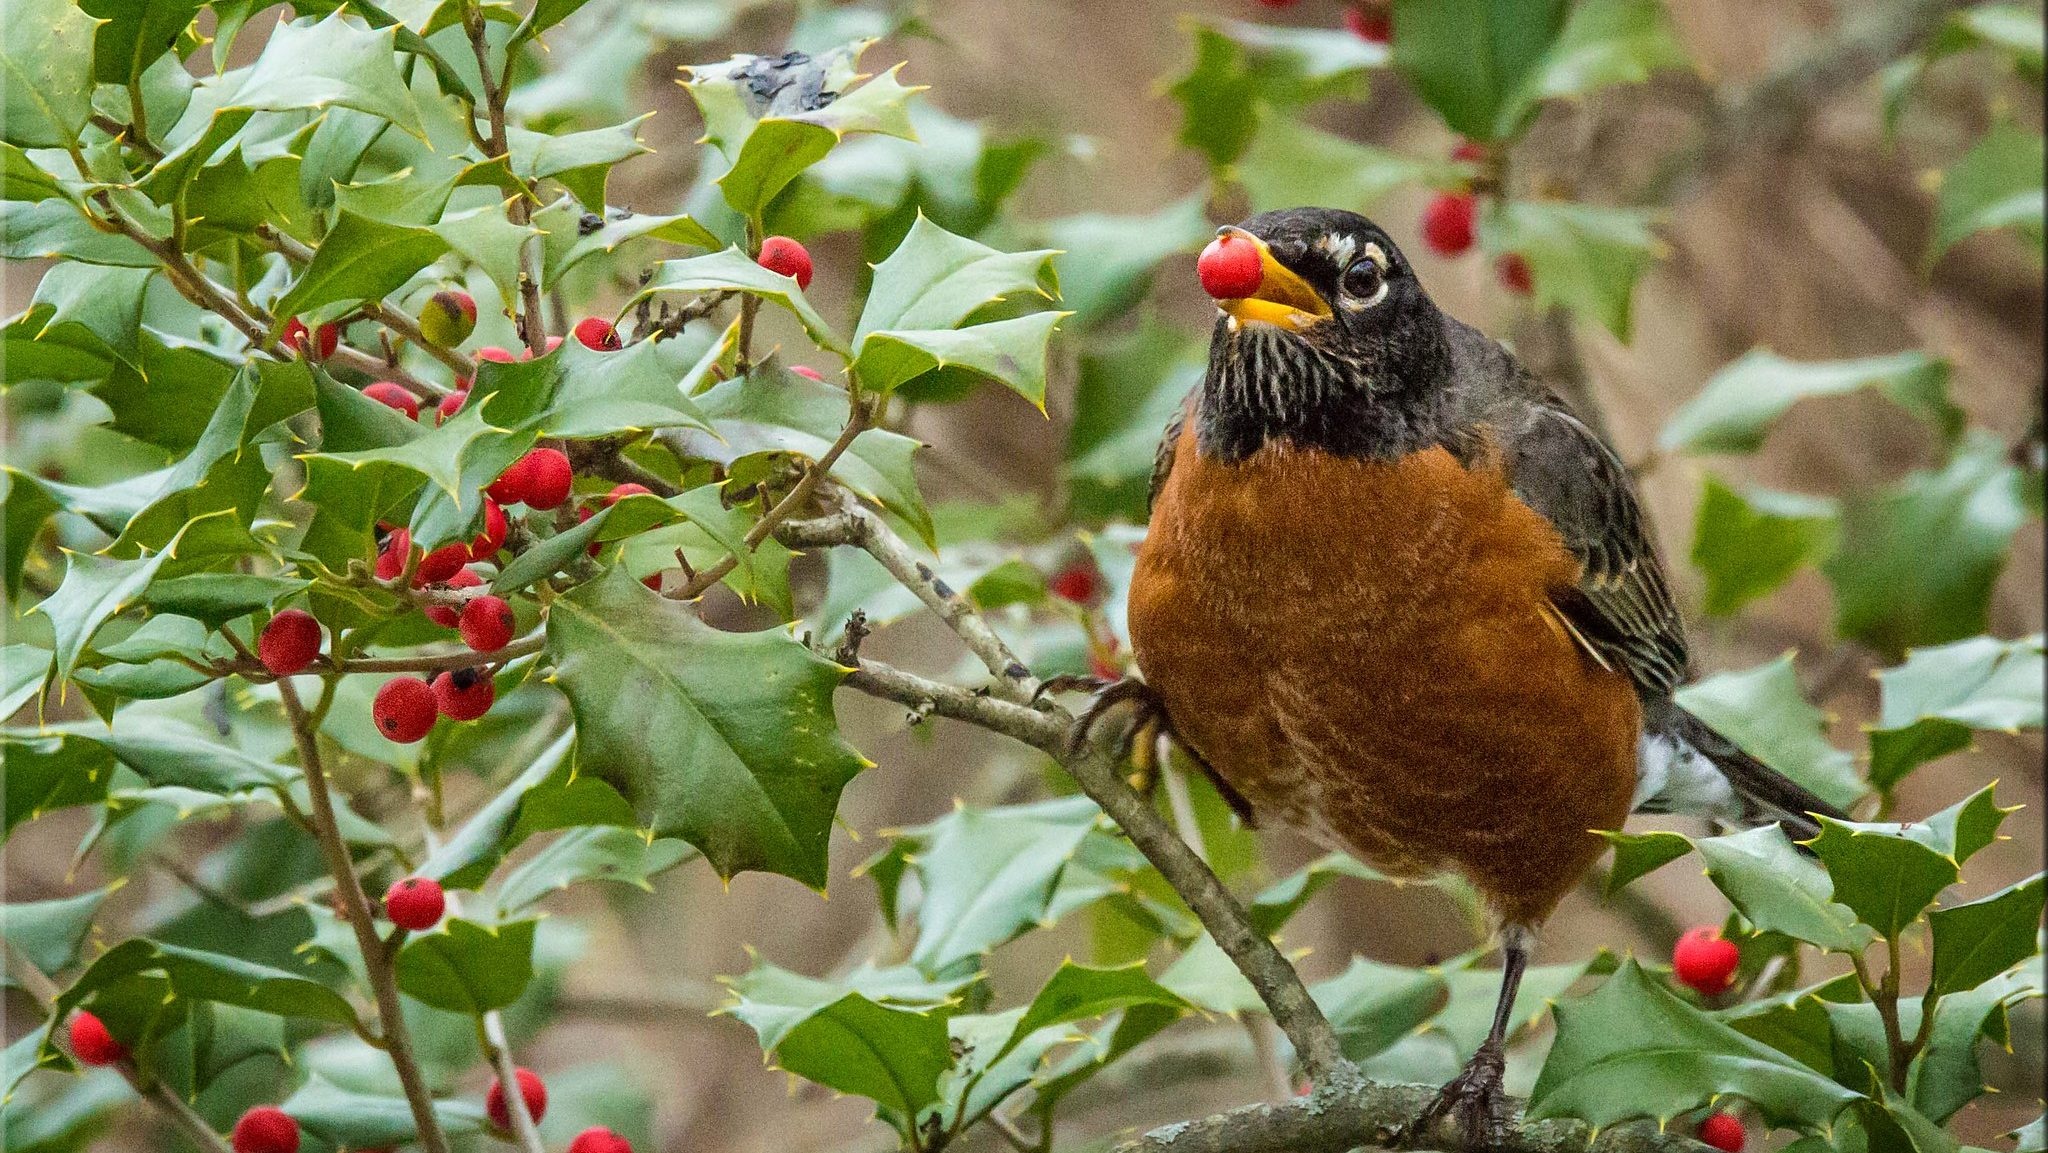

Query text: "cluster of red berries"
[1417, 142, 1533, 296]
[206, 1068, 633, 1152]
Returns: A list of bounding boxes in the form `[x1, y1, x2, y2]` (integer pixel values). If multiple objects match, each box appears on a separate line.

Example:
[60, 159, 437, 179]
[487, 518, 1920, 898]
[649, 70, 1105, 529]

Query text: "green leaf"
[1929, 874, 2045, 995]
[1, 885, 112, 975]
[1661, 350, 1960, 456]
[491, 829, 696, 916]
[1481, 199, 1659, 338]
[1004, 960, 1188, 1055]
[1236, 111, 1448, 217]
[1, 732, 114, 837]
[1036, 193, 1213, 329]
[1391, 0, 1568, 141]
[1697, 825, 1875, 954]
[638, 246, 848, 355]
[0, 0, 100, 149]
[1528, 958, 1862, 1127]
[712, 67, 921, 217]
[141, 573, 309, 628]
[1159, 933, 1265, 1015]
[1164, 17, 1384, 167]
[1912, 783, 2016, 865]
[1500, 0, 1688, 133]
[1312, 956, 1451, 1061]
[1869, 635, 2044, 790]
[58, 938, 362, 1028]
[419, 731, 623, 889]
[271, 210, 450, 324]
[1933, 123, 2044, 260]
[536, 201, 720, 283]
[394, 918, 537, 1015]
[45, 714, 295, 794]
[546, 566, 864, 888]
[1597, 830, 1694, 895]
[0, 199, 155, 266]
[1902, 966, 2040, 1122]
[1824, 432, 2036, 654]
[857, 215, 1059, 342]
[1808, 818, 1960, 938]
[506, 116, 652, 213]
[31, 523, 191, 702]
[80, 0, 200, 87]
[1717, 973, 1864, 1073]
[1249, 852, 1398, 934]
[282, 1074, 489, 1147]
[1690, 477, 1839, 615]
[853, 310, 1065, 407]
[891, 796, 1103, 975]
[226, 11, 423, 138]
[1675, 654, 1867, 812]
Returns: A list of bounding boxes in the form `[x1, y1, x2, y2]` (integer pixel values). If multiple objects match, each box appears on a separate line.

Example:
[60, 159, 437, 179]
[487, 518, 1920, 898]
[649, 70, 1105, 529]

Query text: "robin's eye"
[1341, 258, 1386, 302]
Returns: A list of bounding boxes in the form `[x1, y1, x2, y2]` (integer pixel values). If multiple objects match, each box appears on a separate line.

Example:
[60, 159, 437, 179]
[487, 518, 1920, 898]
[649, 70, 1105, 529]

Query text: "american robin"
[1109, 207, 1847, 1139]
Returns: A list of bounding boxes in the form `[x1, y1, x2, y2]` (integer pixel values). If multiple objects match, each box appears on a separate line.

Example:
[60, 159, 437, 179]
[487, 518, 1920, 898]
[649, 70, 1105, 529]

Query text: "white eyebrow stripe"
[1361, 241, 1388, 268]
[1315, 234, 1357, 264]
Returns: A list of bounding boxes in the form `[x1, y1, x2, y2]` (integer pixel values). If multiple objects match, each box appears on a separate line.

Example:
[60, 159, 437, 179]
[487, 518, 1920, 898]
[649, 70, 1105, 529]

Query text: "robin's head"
[1197, 207, 1454, 460]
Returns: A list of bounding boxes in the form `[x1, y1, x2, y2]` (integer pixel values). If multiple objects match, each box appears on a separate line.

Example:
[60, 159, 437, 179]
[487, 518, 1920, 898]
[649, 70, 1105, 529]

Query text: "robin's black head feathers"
[1199, 207, 1461, 463]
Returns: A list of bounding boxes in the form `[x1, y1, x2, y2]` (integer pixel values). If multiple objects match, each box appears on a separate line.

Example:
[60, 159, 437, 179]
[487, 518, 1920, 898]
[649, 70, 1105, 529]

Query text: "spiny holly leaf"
[637, 246, 848, 355]
[1499, 0, 1689, 135]
[395, 918, 537, 1015]
[1911, 783, 2016, 866]
[140, 573, 309, 628]
[857, 215, 1059, 341]
[1528, 958, 1862, 1127]
[0, 0, 99, 149]
[282, 1074, 490, 1147]
[1675, 654, 1866, 812]
[1660, 350, 1960, 456]
[44, 714, 296, 795]
[31, 521, 194, 702]
[418, 731, 638, 890]
[1481, 199, 1659, 339]
[1036, 193, 1213, 329]
[1690, 477, 1839, 616]
[1933, 123, 2044, 260]
[1597, 829, 1694, 895]
[80, 0, 199, 88]
[224, 12, 424, 138]
[1868, 634, 2044, 791]
[1698, 826, 1875, 954]
[0, 199, 155, 266]
[27, 262, 154, 362]
[1160, 933, 1266, 1015]
[1808, 818, 1960, 939]
[1824, 432, 2036, 654]
[1928, 874, 2045, 995]
[56, 937, 363, 1028]
[271, 210, 450, 325]
[1311, 956, 1451, 1061]
[431, 203, 541, 311]
[1237, 112, 1450, 218]
[0, 731, 113, 837]
[535, 199, 721, 282]
[1430, 955, 1596, 1059]
[1391, 0, 1568, 142]
[1, 885, 113, 975]
[889, 796, 1102, 975]
[853, 311, 1066, 408]
[506, 116, 652, 213]
[1716, 973, 1864, 1074]
[1003, 961, 1188, 1058]
[491, 828, 697, 917]
[717, 68, 921, 218]
[1889, 966, 2041, 1122]
[1165, 17, 1384, 168]
[546, 566, 864, 889]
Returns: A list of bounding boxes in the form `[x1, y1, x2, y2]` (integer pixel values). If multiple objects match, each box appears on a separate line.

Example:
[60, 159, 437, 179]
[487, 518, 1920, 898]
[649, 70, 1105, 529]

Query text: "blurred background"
[4, 0, 2041, 1149]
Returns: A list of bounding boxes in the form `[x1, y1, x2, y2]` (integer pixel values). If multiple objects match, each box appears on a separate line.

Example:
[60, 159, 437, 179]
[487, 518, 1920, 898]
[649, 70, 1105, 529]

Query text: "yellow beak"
[1213, 227, 1332, 331]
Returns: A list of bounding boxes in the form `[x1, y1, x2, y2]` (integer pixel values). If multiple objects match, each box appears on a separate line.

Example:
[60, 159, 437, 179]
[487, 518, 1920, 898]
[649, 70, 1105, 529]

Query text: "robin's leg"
[1408, 925, 1530, 1148]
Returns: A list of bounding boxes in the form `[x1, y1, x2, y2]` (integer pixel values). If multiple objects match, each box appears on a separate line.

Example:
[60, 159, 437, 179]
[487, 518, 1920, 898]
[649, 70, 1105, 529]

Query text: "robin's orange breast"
[1128, 422, 1641, 928]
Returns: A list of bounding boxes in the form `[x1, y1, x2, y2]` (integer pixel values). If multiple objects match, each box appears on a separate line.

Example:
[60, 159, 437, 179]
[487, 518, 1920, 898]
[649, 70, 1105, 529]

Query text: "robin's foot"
[1056, 677, 1257, 825]
[1406, 1041, 1512, 1150]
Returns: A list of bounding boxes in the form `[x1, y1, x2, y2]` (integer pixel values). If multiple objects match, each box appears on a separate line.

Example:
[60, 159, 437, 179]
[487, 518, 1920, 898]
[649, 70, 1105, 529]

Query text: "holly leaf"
[1, 732, 114, 837]
[853, 311, 1066, 407]
[857, 214, 1059, 341]
[1, 885, 113, 975]
[1690, 477, 1839, 615]
[1391, 0, 1568, 142]
[0, 0, 100, 149]
[535, 200, 721, 282]
[31, 519, 195, 702]
[1675, 654, 1867, 812]
[1660, 350, 1960, 456]
[1928, 874, 2046, 995]
[506, 116, 652, 213]
[1312, 956, 1452, 1061]
[271, 210, 450, 325]
[1499, 0, 1689, 134]
[1824, 432, 2035, 654]
[637, 246, 848, 355]
[491, 828, 697, 917]
[1165, 17, 1384, 167]
[282, 1074, 489, 1147]
[713, 67, 922, 218]
[1249, 852, 1402, 934]
[80, 0, 200, 88]
[1933, 123, 2044, 260]
[225, 11, 424, 138]
[1697, 825, 1875, 954]
[1481, 199, 1659, 338]
[1597, 830, 1694, 895]
[1868, 635, 2044, 791]
[57, 937, 363, 1028]
[889, 796, 1103, 975]
[1808, 819, 1960, 939]
[394, 918, 537, 1015]
[1529, 958, 1862, 1127]
[546, 566, 864, 889]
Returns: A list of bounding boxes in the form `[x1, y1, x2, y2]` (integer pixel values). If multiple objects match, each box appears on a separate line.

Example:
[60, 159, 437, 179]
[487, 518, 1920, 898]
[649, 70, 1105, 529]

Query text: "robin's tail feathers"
[1633, 705, 1851, 842]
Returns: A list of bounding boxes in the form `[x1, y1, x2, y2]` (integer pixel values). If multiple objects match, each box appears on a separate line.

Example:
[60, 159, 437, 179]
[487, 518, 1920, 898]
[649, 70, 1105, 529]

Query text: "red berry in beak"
[1197, 234, 1263, 299]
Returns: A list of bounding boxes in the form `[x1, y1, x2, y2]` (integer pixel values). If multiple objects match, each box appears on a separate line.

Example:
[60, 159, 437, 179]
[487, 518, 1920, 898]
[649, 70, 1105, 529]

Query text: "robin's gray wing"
[1499, 402, 1690, 699]
[1146, 395, 1193, 516]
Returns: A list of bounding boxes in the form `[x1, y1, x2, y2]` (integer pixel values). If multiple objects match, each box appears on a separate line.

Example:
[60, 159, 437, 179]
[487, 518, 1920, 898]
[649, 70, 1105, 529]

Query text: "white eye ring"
[1340, 244, 1391, 310]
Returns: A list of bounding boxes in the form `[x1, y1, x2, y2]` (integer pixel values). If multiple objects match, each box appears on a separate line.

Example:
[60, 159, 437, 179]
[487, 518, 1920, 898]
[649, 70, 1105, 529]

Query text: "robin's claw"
[1034, 673, 1115, 703]
[1404, 1041, 1514, 1151]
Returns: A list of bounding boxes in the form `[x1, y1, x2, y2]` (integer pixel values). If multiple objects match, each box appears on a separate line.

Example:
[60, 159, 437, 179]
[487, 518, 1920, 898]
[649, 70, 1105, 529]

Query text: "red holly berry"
[790, 365, 825, 381]
[362, 382, 419, 420]
[1047, 565, 1102, 604]
[425, 569, 483, 628]
[257, 609, 323, 675]
[1420, 193, 1477, 257]
[372, 677, 438, 743]
[414, 543, 471, 586]
[568, 1128, 634, 1153]
[382, 876, 446, 930]
[375, 527, 413, 582]
[577, 505, 603, 557]
[486, 455, 533, 505]
[1345, 5, 1391, 43]
[602, 483, 652, 508]
[757, 236, 814, 289]
[1496, 253, 1534, 295]
[232, 1106, 300, 1153]
[283, 319, 339, 360]
[433, 667, 496, 721]
[476, 346, 518, 364]
[68, 1011, 126, 1066]
[1672, 927, 1741, 995]
[519, 335, 563, 360]
[516, 447, 573, 510]
[486, 1068, 548, 1129]
[1696, 1113, 1745, 1153]
[419, 289, 478, 348]
[573, 316, 621, 351]
[1197, 233, 1264, 299]
[437, 389, 468, 425]
[469, 499, 508, 561]
[1450, 139, 1488, 164]
[460, 595, 516, 653]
